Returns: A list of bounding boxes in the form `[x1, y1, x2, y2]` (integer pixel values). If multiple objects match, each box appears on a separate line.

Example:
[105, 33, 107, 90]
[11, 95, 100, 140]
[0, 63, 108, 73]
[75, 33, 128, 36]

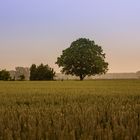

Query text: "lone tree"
[56, 38, 108, 80]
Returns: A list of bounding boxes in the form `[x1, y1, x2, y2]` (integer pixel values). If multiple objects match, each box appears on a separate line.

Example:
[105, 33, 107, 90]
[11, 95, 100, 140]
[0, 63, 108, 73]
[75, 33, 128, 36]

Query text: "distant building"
[9, 68, 140, 80]
[9, 67, 30, 80]
[136, 71, 140, 79]
[55, 72, 140, 80]
[91, 73, 138, 79]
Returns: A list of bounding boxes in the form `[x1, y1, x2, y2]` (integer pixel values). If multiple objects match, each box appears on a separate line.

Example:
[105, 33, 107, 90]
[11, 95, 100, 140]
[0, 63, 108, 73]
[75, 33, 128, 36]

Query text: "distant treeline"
[0, 63, 55, 81]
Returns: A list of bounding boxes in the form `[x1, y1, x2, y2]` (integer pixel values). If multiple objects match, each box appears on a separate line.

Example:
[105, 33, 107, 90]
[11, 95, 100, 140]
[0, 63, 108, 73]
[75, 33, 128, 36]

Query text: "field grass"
[0, 80, 140, 140]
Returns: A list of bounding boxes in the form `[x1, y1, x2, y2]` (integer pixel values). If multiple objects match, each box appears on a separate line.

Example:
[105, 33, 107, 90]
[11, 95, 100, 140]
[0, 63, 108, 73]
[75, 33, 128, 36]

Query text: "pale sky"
[0, 0, 140, 73]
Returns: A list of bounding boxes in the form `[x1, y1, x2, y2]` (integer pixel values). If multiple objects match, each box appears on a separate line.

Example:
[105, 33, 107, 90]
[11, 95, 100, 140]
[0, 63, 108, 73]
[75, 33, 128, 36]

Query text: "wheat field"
[0, 80, 140, 140]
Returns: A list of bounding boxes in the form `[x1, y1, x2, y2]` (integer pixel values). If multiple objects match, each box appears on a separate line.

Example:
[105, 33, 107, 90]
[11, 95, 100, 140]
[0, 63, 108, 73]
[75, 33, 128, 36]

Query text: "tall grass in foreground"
[0, 80, 140, 140]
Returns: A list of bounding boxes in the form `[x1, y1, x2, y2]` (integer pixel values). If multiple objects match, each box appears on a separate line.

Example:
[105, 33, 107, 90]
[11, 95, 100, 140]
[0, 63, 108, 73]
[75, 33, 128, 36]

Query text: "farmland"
[0, 80, 140, 140]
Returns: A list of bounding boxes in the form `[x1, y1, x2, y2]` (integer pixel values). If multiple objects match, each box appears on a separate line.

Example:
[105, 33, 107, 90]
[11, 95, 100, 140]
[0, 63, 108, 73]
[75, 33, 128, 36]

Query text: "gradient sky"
[0, 0, 140, 73]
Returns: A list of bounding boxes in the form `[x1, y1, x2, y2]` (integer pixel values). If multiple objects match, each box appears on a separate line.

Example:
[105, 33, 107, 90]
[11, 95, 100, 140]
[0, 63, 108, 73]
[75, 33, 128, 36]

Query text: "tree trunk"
[80, 74, 84, 81]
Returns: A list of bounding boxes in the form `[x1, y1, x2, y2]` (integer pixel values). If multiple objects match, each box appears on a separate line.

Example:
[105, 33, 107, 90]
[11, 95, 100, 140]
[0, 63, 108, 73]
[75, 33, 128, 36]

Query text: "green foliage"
[56, 38, 108, 80]
[19, 74, 25, 81]
[0, 69, 10, 81]
[30, 63, 55, 81]
[0, 80, 140, 139]
[30, 64, 37, 80]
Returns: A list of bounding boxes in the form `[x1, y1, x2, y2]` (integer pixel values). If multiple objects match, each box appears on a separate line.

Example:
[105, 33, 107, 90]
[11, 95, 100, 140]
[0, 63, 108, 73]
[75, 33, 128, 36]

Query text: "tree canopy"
[56, 38, 108, 80]
[0, 69, 11, 81]
[30, 64, 55, 81]
[18, 74, 25, 81]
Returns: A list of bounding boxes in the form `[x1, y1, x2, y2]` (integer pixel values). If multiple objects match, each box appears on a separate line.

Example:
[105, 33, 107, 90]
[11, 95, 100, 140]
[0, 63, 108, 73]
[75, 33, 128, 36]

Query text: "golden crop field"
[0, 80, 140, 140]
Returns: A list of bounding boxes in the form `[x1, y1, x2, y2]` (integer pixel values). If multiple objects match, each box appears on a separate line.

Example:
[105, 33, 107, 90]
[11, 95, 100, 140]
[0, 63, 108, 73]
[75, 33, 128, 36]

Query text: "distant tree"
[30, 64, 55, 80]
[10, 76, 15, 81]
[0, 70, 11, 81]
[136, 71, 140, 79]
[0, 71, 1, 80]
[30, 64, 37, 80]
[56, 38, 108, 80]
[15, 67, 30, 80]
[19, 74, 25, 81]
